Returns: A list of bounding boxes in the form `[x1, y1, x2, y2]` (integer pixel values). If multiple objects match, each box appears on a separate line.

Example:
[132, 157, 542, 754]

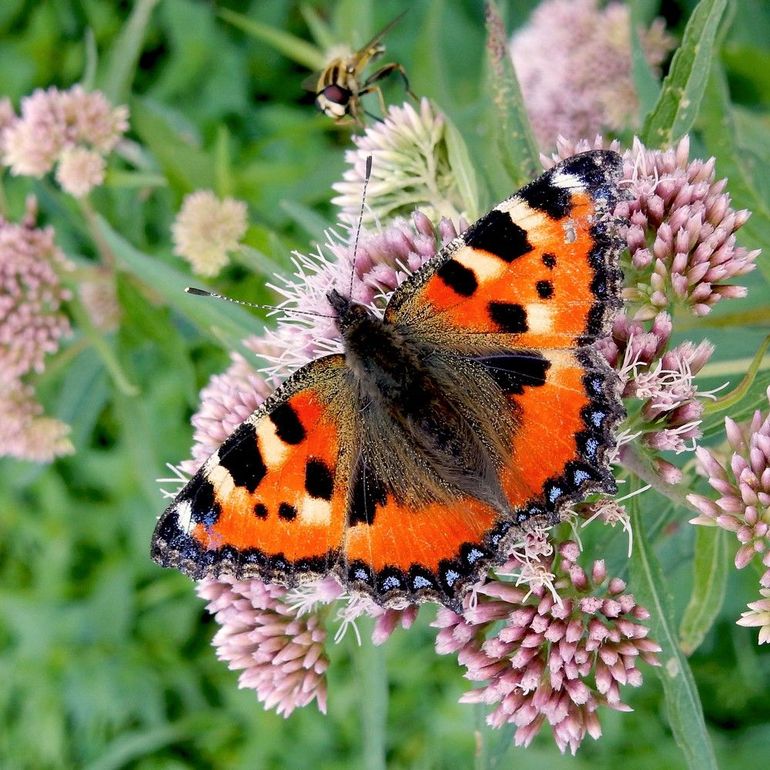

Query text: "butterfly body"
[153, 151, 626, 609]
[328, 286, 514, 516]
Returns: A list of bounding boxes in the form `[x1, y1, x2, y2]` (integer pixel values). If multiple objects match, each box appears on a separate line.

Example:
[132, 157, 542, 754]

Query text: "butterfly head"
[327, 287, 373, 334]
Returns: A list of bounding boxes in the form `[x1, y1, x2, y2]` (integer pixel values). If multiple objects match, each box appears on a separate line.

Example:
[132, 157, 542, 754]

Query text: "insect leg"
[362, 62, 416, 101]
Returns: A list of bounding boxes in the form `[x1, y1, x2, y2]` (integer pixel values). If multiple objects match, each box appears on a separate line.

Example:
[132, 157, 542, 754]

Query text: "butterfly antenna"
[185, 287, 333, 320]
[347, 154, 373, 299]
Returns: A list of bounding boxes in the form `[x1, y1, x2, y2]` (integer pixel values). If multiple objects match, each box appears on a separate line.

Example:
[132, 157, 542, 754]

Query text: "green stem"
[619, 443, 697, 513]
[79, 197, 117, 268]
[355, 620, 388, 770]
[0, 172, 8, 218]
[69, 297, 139, 397]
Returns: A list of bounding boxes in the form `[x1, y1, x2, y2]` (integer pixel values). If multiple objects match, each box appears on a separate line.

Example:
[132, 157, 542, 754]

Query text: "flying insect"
[308, 12, 415, 124]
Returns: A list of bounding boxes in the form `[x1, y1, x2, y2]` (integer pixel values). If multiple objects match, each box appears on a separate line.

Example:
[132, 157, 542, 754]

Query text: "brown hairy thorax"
[327, 287, 517, 512]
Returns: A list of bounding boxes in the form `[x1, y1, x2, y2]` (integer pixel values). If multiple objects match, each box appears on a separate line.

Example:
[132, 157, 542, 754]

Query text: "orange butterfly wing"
[152, 355, 353, 583]
[153, 152, 625, 608]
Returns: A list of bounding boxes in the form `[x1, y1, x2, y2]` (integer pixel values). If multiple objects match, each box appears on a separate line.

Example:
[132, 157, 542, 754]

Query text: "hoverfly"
[307, 11, 415, 124]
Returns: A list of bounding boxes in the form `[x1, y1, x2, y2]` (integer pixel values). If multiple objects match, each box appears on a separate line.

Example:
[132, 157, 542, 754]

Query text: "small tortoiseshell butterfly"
[152, 151, 625, 609]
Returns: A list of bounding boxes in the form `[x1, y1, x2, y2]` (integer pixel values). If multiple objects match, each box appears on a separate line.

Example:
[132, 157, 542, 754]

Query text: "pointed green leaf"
[130, 99, 213, 192]
[300, 4, 337, 52]
[700, 62, 770, 285]
[630, 502, 718, 770]
[679, 527, 729, 655]
[443, 114, 480, 220]
[704, 334, 770, 414]
[642, 0, 728, 147]
[484, 0, 539, 187]
[218, 8, 325, 71]
[97, 0, 160, 103]
[630, 1, 662, 120]
[94, 216, 262, 357]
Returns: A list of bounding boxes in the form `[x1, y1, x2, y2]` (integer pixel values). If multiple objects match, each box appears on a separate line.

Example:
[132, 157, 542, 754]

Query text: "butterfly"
[152, 151, 626, 610]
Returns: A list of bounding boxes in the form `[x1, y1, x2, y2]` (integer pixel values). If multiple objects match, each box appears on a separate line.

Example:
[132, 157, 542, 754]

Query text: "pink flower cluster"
[1, 85, 128, 197]
[620, 138, 758, 317]
[197, 576, 329, 716]
[599, 311, 713, 460]
[0, 206, 72, 382]
[261, 211, 460, 378]
[511, 0, 673, 148]
[688, 388, 770, 643]
[545, 136, 759, 319]
[433, 541, 660, 754]
[0, 201, 74, 461]
[0, 380, 73, 462]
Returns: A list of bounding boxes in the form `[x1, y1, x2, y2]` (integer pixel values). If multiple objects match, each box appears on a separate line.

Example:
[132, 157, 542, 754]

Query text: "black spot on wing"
[278, 502, 297, 521]
[436, 259, 478, 297]
[269, 402, 306, 445]
[464, 209, 533, 262]
[254, 502, 268, 519]
[349, 459, 388, 526]
[216, 422, 266, 493]
[475, 351, 551, 395]
[536, 280, 554, 299]
[542, 252, 556, 268]
[488, 301, 528, 333]
[305, 458, 334, 500]
[518, 175, 572, 219]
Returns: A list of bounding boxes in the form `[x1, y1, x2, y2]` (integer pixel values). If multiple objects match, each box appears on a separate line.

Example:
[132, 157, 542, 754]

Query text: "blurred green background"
[1, 1, 769, 768]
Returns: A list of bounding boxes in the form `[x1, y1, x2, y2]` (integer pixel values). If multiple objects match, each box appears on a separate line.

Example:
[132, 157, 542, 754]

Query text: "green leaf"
[642, 0, 729, 147]
[67, 296, 139, 397]
[130, 99, 214, 193]
[54, 346, 109, 451]
[94, 216, 262, 357]
[279, 199, 330, 243]
[630, 0, 662, 120]
[700, 62, 770, 285]
[214, 125, 233, 198]
[704, 334, 770, 414]
[218, 8, 325, 71]
[630, 502, 718, 770]
[300, 4, 337, 52]
[97, 0, 160, 103]
[443, 114, 480, 220]
[679, 527, 729, 655]
[81, 27, 98, 90]
[484, 0, 540, 188]
[356, 620, 388, 770]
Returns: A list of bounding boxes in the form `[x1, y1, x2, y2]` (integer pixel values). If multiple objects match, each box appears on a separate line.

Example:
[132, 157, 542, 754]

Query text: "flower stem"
[79, 196, 117, 268]
[619, 443, 696, 512]
[355, 620, 388, 770]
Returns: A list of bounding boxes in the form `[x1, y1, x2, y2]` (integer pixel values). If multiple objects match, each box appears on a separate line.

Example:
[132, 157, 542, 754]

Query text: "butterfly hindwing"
[152, 355, 353, 583]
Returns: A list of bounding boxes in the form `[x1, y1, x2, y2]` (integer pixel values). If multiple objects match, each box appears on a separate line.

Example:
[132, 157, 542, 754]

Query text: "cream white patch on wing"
[543, 349, 576, 372]
[551, 171, 585, 191]
[206, 462, 236, 499]
[175, 499, 193, 533]
[454, 244, 505, 281]
[300, 495, 332, 526]
[256, 418, 289, 467]
[526, 302, 555, 333]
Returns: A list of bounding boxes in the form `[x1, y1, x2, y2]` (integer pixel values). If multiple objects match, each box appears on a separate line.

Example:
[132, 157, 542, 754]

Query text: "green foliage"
[1, 1, 770, 769]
